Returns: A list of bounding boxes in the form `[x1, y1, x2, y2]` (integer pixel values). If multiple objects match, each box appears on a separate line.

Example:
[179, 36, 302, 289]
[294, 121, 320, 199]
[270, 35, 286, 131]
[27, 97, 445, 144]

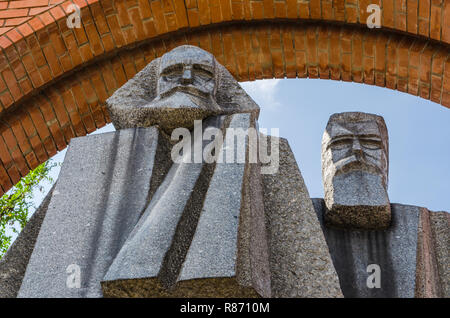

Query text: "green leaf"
[0, 160, 57, 260]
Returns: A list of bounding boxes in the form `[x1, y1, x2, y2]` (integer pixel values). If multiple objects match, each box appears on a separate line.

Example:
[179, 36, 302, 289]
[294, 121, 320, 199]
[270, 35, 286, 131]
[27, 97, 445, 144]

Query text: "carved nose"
[352, 139, 363, 155]
[181, 68, 193, 84]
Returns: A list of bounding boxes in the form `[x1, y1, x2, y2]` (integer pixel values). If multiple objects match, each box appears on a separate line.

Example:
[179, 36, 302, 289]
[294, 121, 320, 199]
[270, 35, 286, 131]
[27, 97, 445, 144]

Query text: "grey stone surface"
[0, 184, 55, 298]
[102, 114, 270, 297]
[18, 127, 168, 297]
[312, 199, 420, 298]
[236, 136, 272, 297]
[262, 137, 343, 298]
[322, 112, 391, 230]
[179, 113, 271, 298]
[106, 45, 260, 133]
[415, 208, 442, 298]
[429, 211, 450, 297]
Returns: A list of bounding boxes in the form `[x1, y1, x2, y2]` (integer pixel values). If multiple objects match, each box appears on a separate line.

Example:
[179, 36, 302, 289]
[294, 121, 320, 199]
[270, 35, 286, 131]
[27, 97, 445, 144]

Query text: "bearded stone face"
[321, 112, 391, 230]
[135, 46, 221, 133]
[157, 46, 217, 99]
[106, 45, 260, 133]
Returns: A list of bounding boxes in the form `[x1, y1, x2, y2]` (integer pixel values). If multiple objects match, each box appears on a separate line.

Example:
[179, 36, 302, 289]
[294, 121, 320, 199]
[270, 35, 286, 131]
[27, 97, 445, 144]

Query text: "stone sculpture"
[313, 112, 449, 298]
[5, 45, 342, 298]
[106, 45, 259, 132]
[2, 48, 447, 298]
[321, 112, 390, 230]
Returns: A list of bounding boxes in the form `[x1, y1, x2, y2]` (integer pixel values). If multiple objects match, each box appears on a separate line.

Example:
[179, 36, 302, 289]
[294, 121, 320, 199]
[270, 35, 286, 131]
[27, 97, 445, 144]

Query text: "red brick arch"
[0, 0, 448, 194]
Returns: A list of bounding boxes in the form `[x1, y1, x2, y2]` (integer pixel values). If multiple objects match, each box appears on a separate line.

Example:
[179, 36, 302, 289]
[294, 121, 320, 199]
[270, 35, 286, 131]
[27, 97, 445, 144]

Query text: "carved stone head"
[106, 45, 259, 133]
[321, 112, 391, 230]
[157, 45, 217, 99]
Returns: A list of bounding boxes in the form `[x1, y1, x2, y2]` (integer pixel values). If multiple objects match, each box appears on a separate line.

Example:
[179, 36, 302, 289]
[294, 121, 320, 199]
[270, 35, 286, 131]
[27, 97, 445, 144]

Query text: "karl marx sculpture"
[107, 45, 259, 132]
[9, 45, 342, 298]
[321, 112, 391, 230]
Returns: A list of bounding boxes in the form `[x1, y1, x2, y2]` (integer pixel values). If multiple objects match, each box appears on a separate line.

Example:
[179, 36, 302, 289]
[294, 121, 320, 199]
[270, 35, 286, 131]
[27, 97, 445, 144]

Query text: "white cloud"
[240, 79, 281, 110]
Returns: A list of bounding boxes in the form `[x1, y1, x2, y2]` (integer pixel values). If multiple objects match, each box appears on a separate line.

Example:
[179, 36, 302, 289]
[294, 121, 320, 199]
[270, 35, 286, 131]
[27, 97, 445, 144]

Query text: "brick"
[17, 23, 34, 37]
[42, 135, 57, 157]
[19, 78, 33, 95]
[47, 121, 66, 150]
[430, 4, 441, 40]
[408, 66, 420, 95]
[82, 113, 96, 133]
[25, 151, 39, 170]
[7, 165, 21, 186]
[0, 9, 29, 19]
[274, 2, 286, 18]
[42, 45, 63, 77]
[0, 133, 13, 166]
[418, 0, 430, 37]
[262, 0, 274, 19]
[298, 1, 309, 18]
[151, 0, 167, 34]
[286, 0, 297, 19]
[105, 15, 125, 48]
[61, 124, 75, 144]
[419, 45, 434, 83]
[310, 0, 321, 19]
[407, 0, 419, 34]
[0, 163, 12, 190]
[2, 68, 23, 101]
[5, 17, 32, 27]
[397, 38, 411, 79]
[383, 0, 395, 28]
[11, 147, 29, 176]
[9, 0, 49, 9]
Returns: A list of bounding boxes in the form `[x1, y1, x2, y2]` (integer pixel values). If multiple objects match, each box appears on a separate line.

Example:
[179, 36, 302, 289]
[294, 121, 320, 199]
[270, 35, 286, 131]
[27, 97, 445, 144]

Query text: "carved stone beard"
[324, 170, 388, 208]
[322, 152, 391, 230]
[332, 154, 387, 188]
[144, 90, 223, 133]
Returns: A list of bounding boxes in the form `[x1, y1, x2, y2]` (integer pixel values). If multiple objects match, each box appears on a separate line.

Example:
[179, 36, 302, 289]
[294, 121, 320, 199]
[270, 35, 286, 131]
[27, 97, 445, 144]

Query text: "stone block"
[18, 127, 169, 297]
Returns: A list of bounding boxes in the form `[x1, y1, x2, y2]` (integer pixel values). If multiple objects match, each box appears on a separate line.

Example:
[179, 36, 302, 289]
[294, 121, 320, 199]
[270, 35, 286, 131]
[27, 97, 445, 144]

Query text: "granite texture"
[429, 211, 449, 297]
[262, 137, 343, 298]
[101, 116, 226, 294]
[322, 112, 391, 230]
[415, 208, 442, 298]
[18, 127, 168, 297]
[102, 114, 270, 298]
[106, 45, 259, 133]
[0, 184, 55, 298]
[313, 199, 420, 298]
[179, 113, 270, 298]
[102, 277, 260, 298]
[235, 133, 271, 297]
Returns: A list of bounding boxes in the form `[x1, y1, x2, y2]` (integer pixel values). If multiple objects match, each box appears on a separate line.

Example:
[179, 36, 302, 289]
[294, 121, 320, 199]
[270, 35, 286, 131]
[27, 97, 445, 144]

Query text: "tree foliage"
[0, 160, 56, 259]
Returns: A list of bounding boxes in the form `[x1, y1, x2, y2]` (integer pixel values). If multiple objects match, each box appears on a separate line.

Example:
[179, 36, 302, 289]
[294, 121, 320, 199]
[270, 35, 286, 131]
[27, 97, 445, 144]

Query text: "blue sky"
[28, 78, 450, 219]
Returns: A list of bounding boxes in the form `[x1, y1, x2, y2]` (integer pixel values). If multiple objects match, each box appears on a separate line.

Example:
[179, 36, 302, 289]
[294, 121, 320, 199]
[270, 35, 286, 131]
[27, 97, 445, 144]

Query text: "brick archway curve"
[0, 0, 448, 194]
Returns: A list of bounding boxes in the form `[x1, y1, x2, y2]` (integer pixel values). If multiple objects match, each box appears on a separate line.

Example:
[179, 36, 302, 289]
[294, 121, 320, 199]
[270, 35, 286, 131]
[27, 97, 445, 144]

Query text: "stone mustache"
[14, 45, 342, 298]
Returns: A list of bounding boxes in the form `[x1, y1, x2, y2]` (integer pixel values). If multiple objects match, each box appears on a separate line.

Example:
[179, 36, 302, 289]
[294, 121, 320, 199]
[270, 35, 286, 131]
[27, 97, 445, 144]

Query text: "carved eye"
[162, 65, 183, 79]
[193, 64, 213, 79]
[329, 139, 352, 150]
[360, 139, 382, 150]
